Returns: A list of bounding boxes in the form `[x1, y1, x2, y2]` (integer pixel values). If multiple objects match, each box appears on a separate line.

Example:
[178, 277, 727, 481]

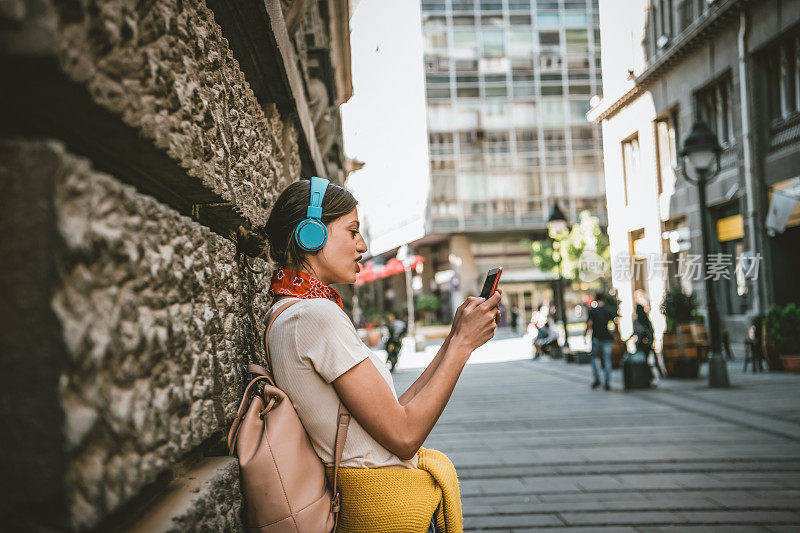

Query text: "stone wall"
[0, 0, 350, 530]
[1, 139, 273, 530]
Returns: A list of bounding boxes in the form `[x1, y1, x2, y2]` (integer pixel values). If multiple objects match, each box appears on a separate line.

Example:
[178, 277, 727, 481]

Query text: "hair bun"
[231, 225, 267, 259]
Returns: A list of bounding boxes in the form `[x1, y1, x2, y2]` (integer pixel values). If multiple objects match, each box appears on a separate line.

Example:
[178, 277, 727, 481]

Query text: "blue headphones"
[294, 176, 330, 252]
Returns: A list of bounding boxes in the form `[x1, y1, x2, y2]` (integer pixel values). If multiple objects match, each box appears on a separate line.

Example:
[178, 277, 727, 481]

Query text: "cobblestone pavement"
[391, 337, 800, 532]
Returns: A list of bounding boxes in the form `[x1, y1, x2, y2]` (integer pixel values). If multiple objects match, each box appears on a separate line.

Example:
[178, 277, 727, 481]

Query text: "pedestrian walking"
[384, 312, 407, 373]
[628, 304, 663, 386]
[510, 305, 520, 334]
[232, 177, 502, 531]
[585, 292, 618, 390]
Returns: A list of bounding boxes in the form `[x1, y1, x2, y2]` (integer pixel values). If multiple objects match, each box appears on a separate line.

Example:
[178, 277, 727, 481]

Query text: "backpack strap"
[227, 374, 272, 455]
[263, 299, 301, 374]
[331, 402, 351, 523]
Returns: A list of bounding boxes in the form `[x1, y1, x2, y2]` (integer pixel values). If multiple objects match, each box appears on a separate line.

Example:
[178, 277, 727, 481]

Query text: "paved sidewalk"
[391, 341, 800, 532]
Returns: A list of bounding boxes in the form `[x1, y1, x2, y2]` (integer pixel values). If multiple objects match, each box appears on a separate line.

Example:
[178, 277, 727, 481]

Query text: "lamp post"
[678, 120, 729, 388]
[396, 244, 416, 343]
[547, 202, 570, 347]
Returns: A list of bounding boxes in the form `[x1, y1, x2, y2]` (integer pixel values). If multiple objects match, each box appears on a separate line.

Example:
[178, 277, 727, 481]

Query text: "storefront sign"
[716, 214, 744, 242]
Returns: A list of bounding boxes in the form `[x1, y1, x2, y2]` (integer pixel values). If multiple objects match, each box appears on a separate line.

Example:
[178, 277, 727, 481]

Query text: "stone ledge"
[123, 456, 242, 533]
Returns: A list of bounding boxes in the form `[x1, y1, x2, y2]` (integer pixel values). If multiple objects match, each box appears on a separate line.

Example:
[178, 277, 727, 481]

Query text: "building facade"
[416, 0, 607, 326]
[1, 0, 351, 529]
[589, 0, 800, 347]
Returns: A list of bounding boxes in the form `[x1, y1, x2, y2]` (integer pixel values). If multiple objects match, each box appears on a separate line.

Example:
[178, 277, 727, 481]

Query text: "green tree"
[530, 211, 610, 281]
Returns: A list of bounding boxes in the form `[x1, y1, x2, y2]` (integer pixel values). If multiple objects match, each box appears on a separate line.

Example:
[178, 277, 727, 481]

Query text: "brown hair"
[233, 179, 358, 270]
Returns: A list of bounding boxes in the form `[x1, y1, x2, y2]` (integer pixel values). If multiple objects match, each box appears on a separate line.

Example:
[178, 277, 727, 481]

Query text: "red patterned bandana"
[268, 269, 343, 310]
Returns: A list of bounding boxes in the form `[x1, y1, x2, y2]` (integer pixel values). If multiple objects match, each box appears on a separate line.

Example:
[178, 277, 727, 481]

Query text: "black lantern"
[679, 120, 722, 183]
[547, 201, 568, 235]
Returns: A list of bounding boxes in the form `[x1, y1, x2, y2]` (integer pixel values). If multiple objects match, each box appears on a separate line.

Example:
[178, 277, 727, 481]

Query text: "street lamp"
[396, 244, 417, 347]
[678, 120, 729, 388]
[547, 202, 570, 349]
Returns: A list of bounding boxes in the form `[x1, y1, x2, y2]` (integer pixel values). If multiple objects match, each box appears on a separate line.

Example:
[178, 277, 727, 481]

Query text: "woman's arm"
[333, 292, 501, 460]
[398, 290, 503, 406]
[397, 331, 451, 406]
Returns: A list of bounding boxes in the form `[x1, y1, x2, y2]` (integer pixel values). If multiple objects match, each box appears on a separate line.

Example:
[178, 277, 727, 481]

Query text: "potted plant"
[764, 303, 800, 372]
[659, 286, 706, 378]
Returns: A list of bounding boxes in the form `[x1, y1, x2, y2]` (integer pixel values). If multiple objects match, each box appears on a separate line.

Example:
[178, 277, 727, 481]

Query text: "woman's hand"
[450, 291, 502, 352]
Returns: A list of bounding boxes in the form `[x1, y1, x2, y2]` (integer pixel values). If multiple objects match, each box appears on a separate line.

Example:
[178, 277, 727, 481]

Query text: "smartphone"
[479, 267, 502, 299]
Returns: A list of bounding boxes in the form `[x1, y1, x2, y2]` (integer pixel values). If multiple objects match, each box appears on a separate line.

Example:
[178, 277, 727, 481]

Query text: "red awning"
[354, 255, 425, 285]
[354, 260, 379, 286]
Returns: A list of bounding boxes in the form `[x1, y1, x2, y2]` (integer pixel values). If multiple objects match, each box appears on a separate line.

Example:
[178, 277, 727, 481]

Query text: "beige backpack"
[227, 300, 350, 532]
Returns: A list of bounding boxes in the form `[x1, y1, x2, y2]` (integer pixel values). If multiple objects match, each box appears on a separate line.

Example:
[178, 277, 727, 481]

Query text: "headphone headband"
[306, 176, 329, 220]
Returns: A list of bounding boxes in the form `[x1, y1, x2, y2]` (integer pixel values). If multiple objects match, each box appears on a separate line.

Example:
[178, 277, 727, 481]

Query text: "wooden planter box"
[662, 324, 708, 378]
[780, 354, 800, 373]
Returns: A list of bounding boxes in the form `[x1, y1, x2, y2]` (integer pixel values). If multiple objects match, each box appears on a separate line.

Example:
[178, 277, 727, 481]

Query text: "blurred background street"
[389, 338, 800, 532]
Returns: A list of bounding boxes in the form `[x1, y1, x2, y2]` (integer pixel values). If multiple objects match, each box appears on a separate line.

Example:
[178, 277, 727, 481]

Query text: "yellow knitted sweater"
[326, 447, 462, 533]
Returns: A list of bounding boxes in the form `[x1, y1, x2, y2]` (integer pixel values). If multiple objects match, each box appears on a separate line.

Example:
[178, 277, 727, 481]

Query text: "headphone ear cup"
[295, 219, 328, 252]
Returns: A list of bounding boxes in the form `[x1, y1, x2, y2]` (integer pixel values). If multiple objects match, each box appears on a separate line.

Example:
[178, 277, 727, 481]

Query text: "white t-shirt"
[266, 297, 418, 469]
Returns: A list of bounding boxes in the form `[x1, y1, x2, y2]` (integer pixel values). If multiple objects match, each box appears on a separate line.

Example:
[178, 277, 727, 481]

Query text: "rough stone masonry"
[0, 0, 344, 529]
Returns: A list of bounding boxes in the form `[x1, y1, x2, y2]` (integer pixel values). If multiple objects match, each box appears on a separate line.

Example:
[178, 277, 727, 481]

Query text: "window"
[490, 174, 520, 199]
[459, 173, 487, 201]
[453, 30, 479, 58]
[547, 172, 568, 196]
[522, 171, 542, 196]
[541, 86, 563, 96]
[455, 59, 478, 72]
[565, 30, 590, 54]
[763, 29, 800, 120]
[654, 112, 678, 195]
[453, 15, 475, 26]
[510, 29, 534, 57]
[427, 104, 455, 131]
[513, 102, 537, 127]
[425, 56, 450, 73]
[621, 134, 640, 206]
[422, 15, 447, 29]
[516, 129, 538, 152]
[425, 30, 447, 54]
[421, 0, 446, 12]
[457, 86, 480, 98]
[426, 86, 451, 99]
[695, 74, 734, 146]
[543, 128, 567, 150]
[541, 99, 566, 126]
[536, 13, 560, 28]
[569, 84, 591, 95]
[660, 0, 674, 39]
[483, 30, 505, 57]
[485, 86, 508, 97]
[481, 15, 504, 27]
[432, 174, 456, 202]
[539, 31, 560, 52]
[628, 228, 648, 298]
[563, 13, 588, 26]
[677, 0, 693, 33]
[509, 14, 532, 25]
[569, 100, 591, 124]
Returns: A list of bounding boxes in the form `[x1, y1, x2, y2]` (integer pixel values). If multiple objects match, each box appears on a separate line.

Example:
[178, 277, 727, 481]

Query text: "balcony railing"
[429, 196, 606, 233]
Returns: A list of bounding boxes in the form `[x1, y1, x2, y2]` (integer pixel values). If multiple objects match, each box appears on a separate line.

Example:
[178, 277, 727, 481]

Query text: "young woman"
[234, 178, 501, 531]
